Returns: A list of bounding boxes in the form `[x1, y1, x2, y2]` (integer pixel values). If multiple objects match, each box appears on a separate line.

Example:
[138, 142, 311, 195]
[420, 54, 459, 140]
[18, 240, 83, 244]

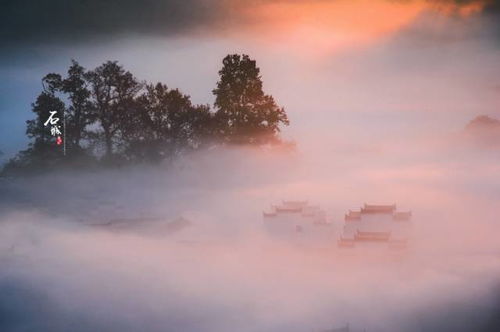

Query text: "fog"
[1, 136, 500, 331]
[2, 2, 500, 331]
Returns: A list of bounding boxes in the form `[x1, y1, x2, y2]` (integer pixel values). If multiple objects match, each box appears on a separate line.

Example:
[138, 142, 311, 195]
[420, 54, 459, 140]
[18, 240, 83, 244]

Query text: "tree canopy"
[213, 54, 289, 144]
[2, 54, 290, 174]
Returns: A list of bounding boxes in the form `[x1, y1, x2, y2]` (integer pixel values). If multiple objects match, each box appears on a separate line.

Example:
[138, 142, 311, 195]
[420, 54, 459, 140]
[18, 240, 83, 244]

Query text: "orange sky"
[226, 0, 489, 55]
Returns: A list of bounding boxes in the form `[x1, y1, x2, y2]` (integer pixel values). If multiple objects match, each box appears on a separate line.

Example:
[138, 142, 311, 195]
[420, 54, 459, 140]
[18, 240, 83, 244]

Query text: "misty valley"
[2, 0, 500, 331]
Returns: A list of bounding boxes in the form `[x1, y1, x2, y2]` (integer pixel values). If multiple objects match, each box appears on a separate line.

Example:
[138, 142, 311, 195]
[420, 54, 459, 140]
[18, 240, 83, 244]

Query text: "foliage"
[213, 54, 289, 144]
[2, 54, 289, 175]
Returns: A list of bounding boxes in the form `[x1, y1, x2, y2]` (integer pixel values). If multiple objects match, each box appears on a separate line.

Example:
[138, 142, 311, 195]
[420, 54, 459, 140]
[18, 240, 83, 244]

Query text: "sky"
[1, 0, 500, 160]
[1, 1, 500, 331]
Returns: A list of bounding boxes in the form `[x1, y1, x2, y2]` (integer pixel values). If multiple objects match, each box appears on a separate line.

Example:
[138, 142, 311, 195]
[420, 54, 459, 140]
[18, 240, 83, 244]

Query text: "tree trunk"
[104, 126, 112, 157]
[74, 107, 81, 147]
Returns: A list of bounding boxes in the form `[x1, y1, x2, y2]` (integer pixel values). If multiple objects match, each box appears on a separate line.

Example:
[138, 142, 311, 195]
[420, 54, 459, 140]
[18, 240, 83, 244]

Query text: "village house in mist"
[338, 204, 412, 249]
[263, 201, 334, 244]
[2, 0, 500, 331]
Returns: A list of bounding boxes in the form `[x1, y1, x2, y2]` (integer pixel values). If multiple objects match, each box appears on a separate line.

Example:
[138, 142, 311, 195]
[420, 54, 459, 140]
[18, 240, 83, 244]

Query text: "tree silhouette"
[2, 54, 291, 175]
[213, 54, 289, 144]
[60, 61, 95, 151]
[5, 91, 66, 173]
[86, 61, 141, 159]
[124, 83, 213, 162]
[42, 60, 95, 156]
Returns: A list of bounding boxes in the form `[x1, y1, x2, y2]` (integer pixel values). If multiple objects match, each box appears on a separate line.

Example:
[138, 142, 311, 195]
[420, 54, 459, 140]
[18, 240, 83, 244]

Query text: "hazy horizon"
[1, 1, 500, 331]
[2, 0, 500, 160]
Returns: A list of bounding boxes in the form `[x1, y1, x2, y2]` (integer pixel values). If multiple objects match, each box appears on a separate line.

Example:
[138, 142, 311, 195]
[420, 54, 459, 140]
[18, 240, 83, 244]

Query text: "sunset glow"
[229, 0, 488, 55]
[1, 0, 500, 331]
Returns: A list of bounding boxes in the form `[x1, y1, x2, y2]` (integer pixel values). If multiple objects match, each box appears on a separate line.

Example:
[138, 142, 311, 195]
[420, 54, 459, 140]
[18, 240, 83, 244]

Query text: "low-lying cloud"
[1, 140, 500, 331]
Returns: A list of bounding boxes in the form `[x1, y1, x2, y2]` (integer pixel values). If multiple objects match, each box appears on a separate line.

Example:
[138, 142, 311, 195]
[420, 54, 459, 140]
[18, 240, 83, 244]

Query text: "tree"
[123, 83, 213, 162]
[2, 90, 67, 174]
[213, 54, 289, 144]
[60, 60, 94, 151]
[158, 86, 212, 152]
[27, 91, 66, 156]
[3, 55, 293, 175]
[87, 61, 141, 159]
[42, 60, 94, 156]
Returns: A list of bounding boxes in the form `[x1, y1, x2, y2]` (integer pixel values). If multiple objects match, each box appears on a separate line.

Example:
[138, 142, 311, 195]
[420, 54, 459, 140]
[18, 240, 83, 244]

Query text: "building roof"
[275, 206, 303, 213]
[361, 203, 396, 214]
[338, 203, 412, 248]
[263, 201, 327, 226]
[354, 230, 391, 241]
[356, 230, 391, 236]
[345, 210, 361, 221]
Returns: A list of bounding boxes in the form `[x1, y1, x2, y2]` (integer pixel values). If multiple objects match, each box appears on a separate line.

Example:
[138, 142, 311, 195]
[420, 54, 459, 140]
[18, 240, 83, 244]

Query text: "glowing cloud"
[226, 0, 489, 56]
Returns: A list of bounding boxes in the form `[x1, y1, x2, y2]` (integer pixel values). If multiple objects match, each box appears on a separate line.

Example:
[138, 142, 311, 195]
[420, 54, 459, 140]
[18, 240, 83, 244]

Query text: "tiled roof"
[361, 203, 396, 214]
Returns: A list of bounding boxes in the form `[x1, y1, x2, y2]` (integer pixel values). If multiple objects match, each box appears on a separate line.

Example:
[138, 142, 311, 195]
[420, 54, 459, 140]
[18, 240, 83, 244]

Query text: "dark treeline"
[2, 54, 290, 175]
